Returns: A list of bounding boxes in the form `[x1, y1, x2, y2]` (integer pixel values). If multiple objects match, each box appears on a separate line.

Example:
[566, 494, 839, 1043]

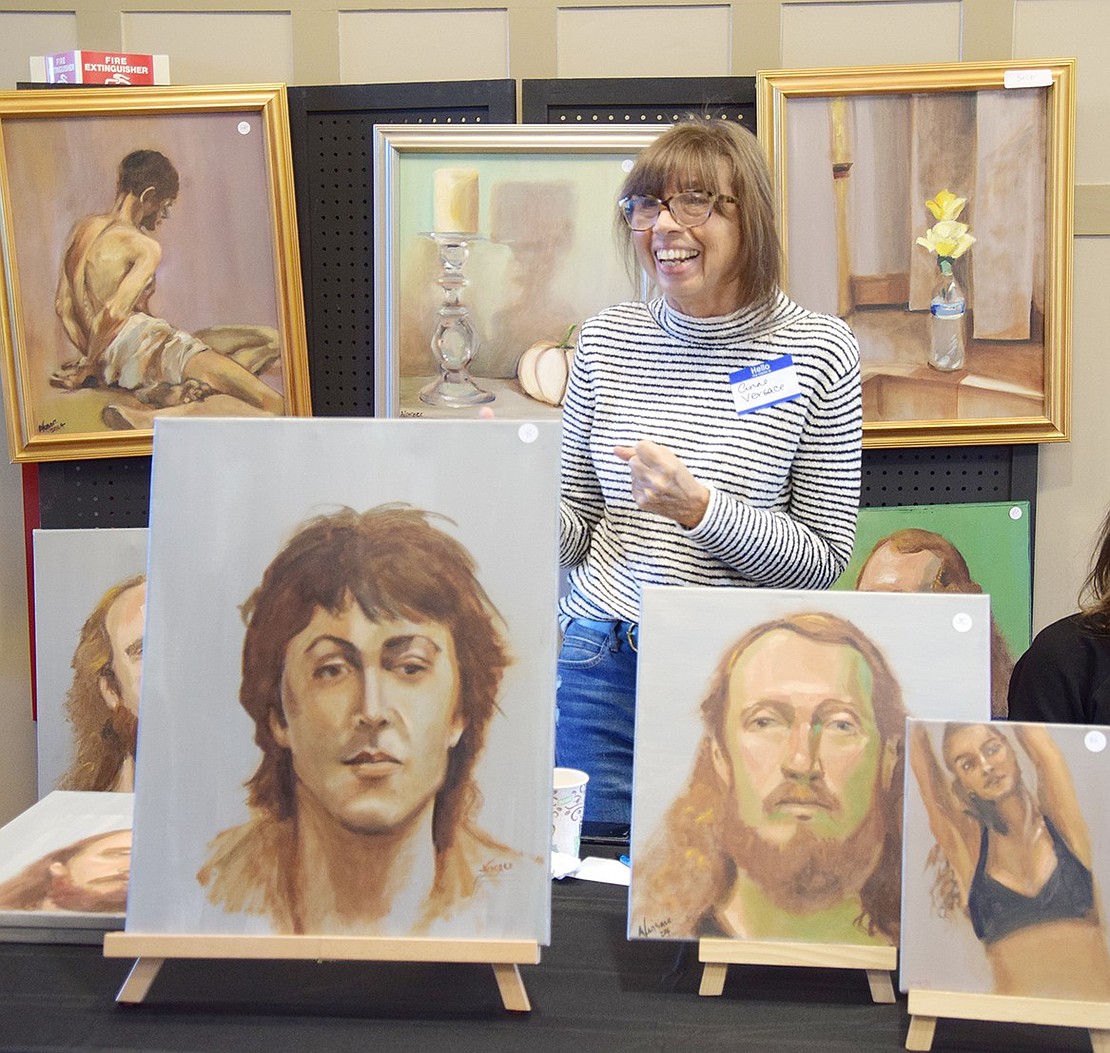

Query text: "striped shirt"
[558, 292, 862, 625]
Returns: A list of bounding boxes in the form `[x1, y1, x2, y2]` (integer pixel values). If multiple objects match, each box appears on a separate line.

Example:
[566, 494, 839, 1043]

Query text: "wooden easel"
[697, 938, 897, 1003]
[906, 989, 1110, 1052]
[103, 932, 540, 1011]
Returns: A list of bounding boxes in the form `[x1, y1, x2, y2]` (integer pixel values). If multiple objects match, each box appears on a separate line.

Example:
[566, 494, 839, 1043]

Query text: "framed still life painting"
[0, 84, 311, 463]
[372, 124, 660, 419]
[757, 59, 1075, 448]
[126, 417, 558, 945]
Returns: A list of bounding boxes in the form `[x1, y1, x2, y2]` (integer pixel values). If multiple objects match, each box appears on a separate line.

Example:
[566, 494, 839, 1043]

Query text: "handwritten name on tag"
[729, 355, 801, 416]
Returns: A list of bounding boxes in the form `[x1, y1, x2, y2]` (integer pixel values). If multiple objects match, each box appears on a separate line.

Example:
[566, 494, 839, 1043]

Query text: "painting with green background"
[832, 501, 1031, 658]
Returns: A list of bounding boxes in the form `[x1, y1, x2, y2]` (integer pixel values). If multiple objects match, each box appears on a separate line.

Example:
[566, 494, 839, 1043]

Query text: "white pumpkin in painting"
[517, 325, 576, 406]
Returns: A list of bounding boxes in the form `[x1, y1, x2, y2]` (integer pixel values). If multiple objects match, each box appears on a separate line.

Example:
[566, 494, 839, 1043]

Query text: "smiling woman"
[557, 117, 864, 836]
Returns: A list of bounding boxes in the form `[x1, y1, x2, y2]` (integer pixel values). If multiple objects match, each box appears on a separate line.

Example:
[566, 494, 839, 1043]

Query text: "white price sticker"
[1004, 69, 1052, 90]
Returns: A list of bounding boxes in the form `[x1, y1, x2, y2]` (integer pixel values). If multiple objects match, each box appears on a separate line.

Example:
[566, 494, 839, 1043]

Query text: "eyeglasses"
[618, 191, 739, 231]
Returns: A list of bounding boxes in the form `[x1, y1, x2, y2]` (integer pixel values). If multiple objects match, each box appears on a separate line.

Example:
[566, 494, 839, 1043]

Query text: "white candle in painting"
[433, 168, 479, 233]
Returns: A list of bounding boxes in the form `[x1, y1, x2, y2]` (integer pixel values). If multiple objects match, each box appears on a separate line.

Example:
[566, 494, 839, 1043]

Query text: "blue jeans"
[555, 618, 638, 827]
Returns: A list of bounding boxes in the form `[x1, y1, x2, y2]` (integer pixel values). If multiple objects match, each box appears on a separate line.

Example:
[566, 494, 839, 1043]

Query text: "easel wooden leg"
[867, 969, 895, 1004]
[699, 961, 728, 996]
[905, 1014, 937, 1051]
[491, 963, 531, 1012]
[1089, 1029, 1110, 1053]
[116, 957, 165, 1004]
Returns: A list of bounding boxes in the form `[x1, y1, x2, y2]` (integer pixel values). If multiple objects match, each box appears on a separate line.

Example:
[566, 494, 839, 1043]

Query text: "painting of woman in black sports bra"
[906, 720, 1110, 1000]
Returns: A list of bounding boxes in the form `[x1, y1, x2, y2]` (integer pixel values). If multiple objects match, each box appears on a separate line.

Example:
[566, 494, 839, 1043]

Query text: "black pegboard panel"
[288, 80, 516, 418]
[36, 456, 152, 528]
[861, 444, 1038, 508]
[522, 77, 756, 129]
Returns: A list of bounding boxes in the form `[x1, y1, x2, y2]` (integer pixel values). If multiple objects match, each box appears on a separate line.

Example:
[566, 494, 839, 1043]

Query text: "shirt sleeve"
[558, 335, 603, 568]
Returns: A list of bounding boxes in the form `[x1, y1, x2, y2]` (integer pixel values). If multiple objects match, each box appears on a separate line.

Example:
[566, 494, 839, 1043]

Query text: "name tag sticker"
[729, 355, 801, 416]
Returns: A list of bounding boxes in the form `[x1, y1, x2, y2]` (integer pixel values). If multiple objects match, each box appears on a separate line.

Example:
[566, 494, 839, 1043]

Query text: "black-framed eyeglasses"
[618, 191, 739, 231]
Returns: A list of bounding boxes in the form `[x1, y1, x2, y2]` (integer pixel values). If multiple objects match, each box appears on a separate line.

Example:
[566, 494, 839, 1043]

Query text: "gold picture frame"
[372, 125, 660, 419]
[757, 59, 1076, 448]
[0, 84, 311, 463]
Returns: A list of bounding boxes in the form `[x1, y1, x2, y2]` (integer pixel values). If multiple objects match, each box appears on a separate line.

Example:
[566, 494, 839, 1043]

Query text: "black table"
[0, 877, 1092, 1051]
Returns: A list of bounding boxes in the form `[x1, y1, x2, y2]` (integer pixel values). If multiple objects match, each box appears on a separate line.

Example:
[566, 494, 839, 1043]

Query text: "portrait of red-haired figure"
[628, 586, 991, 946]
[833, 501, 1032, 719]
[902, 719, 1110, 1001]
[126, 418, 558, 942]
[0, 790, 132, 938]
[32, 528, 149, 798]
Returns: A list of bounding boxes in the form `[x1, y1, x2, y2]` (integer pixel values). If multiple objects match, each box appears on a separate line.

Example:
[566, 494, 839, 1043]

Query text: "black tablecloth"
[0, 876, 1091, 1051]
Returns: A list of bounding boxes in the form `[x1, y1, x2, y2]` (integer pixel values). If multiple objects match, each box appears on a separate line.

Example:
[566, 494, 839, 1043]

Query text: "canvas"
[757, 60, 1074, 447]
[902, 719, 1110, 1002]
[126, 418, 557, 943]
[373, 126, 659, 418]
[0, 86, 311, 462]
[832, 500, 1032, 718]
[32, 527, 149, 797]
[0, 790, 132, 941]
[628, 586, 990, 945]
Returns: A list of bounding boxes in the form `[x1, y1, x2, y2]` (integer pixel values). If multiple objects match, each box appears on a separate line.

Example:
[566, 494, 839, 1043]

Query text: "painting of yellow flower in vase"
[758, 60, 1075, 447]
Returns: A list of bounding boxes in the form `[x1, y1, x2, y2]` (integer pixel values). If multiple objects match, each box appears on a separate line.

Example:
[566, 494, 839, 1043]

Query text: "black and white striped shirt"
[558, 292, 862, 624]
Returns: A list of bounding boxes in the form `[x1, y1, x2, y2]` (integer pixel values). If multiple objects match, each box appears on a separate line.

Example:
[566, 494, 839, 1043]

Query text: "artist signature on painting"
[480, 859, 514, 877]
[400, 410, 424, 418]
[38, 418, 64, 434]
[637, 916, 672, 938]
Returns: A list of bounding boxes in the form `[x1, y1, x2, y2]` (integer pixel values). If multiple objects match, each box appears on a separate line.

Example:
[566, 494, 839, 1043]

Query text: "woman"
[1008, 505, 1110, 723]
[557, 118, 862, 835]
[909, 721, 1110, 998]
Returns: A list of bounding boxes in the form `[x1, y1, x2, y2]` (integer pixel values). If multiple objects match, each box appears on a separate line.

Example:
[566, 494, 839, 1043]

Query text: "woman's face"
[632, 158, 743, 318]
[943, 724, 1021, 801]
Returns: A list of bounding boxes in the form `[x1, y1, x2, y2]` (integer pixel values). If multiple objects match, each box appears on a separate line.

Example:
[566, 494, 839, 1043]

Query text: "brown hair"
[633, 612, 906, 941]
[117, 149, 179, 201]
[615, 117, 781, 309]
[58, 575, 145, 791]
[1080, 506, 1110, 633]
[0, 828, 130, 912]
[239, 505, 509, 852]
[857, 529, 1014, 718]
[857, 528, 974, 593]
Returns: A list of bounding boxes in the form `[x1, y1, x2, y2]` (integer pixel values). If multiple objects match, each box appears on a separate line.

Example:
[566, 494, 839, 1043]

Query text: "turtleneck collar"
[647, 289, 805, 346]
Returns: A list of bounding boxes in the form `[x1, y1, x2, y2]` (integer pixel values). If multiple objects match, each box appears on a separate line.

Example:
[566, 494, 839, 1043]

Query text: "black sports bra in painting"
[968, 815, 1095, 944]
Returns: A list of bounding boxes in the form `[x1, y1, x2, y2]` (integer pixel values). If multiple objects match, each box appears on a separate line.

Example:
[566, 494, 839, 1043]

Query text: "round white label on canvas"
[1009, 505, 1023, 520]
[518, 423, 539, 444]
[952, 613, 973, 633]
[1086, 730, 1107, 753]
[238, 121, 252, 135]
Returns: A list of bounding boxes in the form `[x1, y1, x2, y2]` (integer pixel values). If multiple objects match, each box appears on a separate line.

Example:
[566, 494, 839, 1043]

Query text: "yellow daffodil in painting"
[916, 219, 976, 260]
[917, 191, 975, 266]
[925, 190, 967, 222]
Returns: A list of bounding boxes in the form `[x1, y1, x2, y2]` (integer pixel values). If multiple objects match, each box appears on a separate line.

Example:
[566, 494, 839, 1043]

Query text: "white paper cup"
[552, 767, 589, 859]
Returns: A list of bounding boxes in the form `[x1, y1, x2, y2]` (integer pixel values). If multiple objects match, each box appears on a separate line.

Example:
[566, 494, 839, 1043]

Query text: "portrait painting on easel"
[902, 719, 1110, 1001]
[126, 418, 558, 942]
[32, 527, 149, 797]
[628, 586, 990, 946]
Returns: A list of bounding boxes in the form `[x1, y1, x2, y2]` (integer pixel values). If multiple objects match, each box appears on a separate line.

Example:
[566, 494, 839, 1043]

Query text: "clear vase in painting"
[928, 259, 967, 372]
